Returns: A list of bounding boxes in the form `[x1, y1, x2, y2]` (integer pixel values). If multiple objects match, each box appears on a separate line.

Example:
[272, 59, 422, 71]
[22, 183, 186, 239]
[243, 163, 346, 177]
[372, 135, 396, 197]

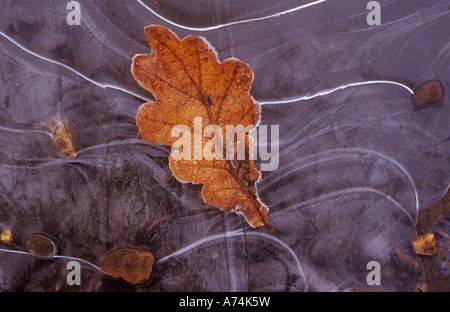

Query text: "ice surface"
[432, 220, 450, 277]
[0, 0, 449, 291]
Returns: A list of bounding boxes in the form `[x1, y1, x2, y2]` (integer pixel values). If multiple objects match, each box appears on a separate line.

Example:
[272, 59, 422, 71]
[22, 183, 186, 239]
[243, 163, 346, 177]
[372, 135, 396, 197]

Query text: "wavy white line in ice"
[0, 125, 53, 137]
[325, 148, 418, 218]
[0, 247, 100, 271]
[74, 138, 168, 156]
[259, 80, 414, 105]
[137, 0, 327, 31]
[0, 248, 29, 256]
[264, 147, 419, 216]
[53, 255, 101, 271]
[156, 230, 308, 291]
[262, 147, 419, 226]
[0, 31, 153, 103]
[269, 186, 414, 225]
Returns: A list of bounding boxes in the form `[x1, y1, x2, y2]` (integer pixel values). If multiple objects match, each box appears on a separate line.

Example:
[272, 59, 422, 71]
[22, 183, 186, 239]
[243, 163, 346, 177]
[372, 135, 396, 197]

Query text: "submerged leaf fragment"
[42, 114, 78, 157]
[132, 25, 272, 231]
[0, 228, 14, 247]
[99, 248, 155, 285]
[412, 233, 437, 256]
[413, 79, 445, 106]
[26, 234, 58, 259]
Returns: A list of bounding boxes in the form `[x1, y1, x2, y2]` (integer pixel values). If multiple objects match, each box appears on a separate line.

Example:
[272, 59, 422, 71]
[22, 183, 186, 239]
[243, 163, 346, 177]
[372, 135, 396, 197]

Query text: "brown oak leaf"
[132, 25, 272, 231]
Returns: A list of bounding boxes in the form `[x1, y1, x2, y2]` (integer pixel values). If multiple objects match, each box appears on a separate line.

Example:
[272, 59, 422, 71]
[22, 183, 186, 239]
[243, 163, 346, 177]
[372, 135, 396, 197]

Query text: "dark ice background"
[0, 0, 449, 291]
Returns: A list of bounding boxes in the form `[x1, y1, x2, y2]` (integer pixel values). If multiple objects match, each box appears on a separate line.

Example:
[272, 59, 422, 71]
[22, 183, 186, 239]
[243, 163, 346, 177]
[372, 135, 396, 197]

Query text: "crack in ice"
[156, 230, 308, 291]
[0, 31, 153, 103]
[0, 125, 53, 137]
[137, 0, 328, 32]
[0, 247, 100, 271]
[259, 80, 414, 105]
[262, 147, 419, 221]
[268, 186, 415, 225]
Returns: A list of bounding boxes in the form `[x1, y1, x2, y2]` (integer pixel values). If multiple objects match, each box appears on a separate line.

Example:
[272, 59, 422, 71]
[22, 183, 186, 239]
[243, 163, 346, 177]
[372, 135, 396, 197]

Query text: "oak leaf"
[132, 25, 272, 231]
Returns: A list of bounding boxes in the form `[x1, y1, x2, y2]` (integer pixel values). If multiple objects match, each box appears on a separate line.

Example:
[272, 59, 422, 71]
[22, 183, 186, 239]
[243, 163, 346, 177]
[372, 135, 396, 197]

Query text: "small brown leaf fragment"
[419, 283, 429, 292]
[26, 234, 58, 259]
[412, 233, 437, 256]
[99, 248, 154, 285]
[132, 25, 272, 231]
[413, 79, 445, 106]
[42, 114, 78, 157]
[0, 228, 14, 247]
[54, 125, 77, 157]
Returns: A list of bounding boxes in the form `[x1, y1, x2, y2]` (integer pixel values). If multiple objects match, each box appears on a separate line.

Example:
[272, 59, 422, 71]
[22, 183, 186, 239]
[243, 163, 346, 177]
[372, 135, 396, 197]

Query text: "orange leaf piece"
[132, 25, 272, 231]
[41, 114, 78, 158]
[100, 248, 155, 285]
[412, 233, 437, 256]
